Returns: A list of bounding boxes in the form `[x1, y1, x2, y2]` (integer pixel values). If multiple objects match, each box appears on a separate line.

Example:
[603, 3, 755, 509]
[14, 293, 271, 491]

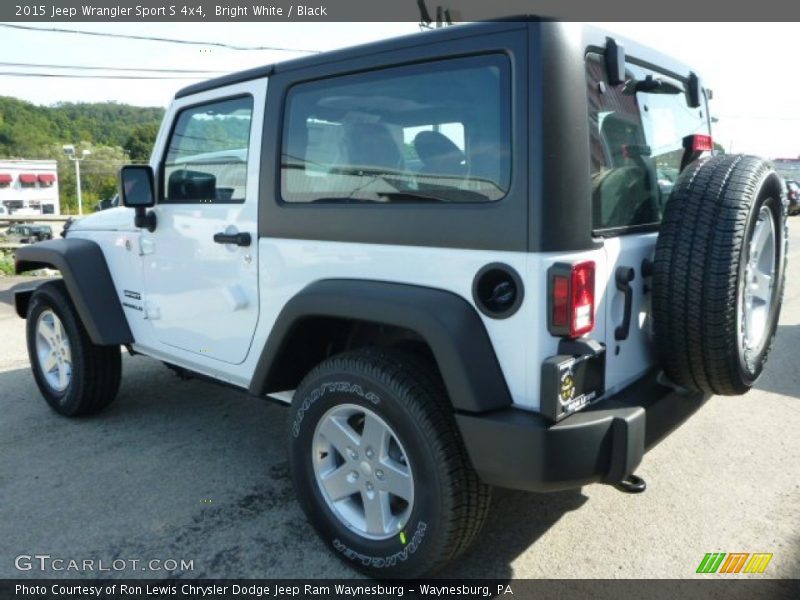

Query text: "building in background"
[0, 160, 60, 215]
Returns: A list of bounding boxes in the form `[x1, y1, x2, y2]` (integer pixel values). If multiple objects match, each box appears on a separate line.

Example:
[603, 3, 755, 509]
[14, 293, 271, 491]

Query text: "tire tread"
[652, 155, 786, 394]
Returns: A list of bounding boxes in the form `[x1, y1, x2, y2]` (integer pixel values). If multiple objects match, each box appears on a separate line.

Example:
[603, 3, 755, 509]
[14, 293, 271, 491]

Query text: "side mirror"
[120, 165, 155, 208]
[119, 165, 157, 231]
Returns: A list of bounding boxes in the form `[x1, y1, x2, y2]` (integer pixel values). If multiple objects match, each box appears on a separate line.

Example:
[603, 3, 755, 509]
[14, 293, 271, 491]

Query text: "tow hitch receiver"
[616, 474, 647, 494]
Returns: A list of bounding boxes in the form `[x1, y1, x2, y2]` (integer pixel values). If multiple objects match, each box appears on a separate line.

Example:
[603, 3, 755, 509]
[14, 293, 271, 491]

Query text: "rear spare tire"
[652, 154, 786, 395]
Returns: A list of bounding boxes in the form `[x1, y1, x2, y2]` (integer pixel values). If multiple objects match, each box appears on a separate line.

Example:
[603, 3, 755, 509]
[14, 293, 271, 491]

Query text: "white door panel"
[141, 80, 265, 365]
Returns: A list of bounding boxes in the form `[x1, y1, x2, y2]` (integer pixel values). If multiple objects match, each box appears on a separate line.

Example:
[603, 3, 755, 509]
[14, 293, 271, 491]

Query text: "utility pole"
[62, 145, 91, 215]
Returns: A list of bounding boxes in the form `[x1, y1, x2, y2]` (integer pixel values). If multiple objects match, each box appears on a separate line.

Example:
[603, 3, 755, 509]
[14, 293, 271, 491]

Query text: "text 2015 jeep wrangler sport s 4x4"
[15, 21, 787, 578]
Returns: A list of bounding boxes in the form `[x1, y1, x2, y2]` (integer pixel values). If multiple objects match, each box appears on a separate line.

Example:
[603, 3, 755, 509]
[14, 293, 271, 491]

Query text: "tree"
[78, 144, 129, 207]
[0, 96, 164, 159]
[37, 142, 128, 214]
[0, 96, 164, 213]
[124, 122, 160, 163]
[713, 142, 726, 155]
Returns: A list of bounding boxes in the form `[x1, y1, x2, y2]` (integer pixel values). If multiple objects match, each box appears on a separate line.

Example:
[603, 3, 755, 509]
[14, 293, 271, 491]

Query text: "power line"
[0, 61, 225, 74]
[0, 23, 320, 53]
[0, 71, 202, 80]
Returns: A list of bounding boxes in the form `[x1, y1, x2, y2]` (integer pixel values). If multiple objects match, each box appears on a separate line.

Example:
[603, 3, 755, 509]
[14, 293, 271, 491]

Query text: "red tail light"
[552, 276, 570, 328]
[548, 261, 596, 338]
[690, 134, 713, 152]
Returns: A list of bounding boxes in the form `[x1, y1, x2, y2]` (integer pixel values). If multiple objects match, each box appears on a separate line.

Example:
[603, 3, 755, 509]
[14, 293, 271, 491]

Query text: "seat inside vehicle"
[593, 112, 660, 229]
[413, 130, 466, 177]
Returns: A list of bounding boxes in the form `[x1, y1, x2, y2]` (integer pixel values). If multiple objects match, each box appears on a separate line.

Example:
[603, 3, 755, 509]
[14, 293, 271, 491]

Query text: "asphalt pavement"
[1, 220, 799, 580]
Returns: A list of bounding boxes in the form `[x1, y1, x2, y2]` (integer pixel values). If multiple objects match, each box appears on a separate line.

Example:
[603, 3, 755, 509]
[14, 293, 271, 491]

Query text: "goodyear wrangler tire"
[652, 155, 787, 395]
[288, 349, 490, 578]
[26, 280, 122, 416]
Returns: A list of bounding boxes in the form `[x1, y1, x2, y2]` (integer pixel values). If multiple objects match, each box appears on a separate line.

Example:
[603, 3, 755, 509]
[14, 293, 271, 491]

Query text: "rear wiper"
[623, 75, 682, 95]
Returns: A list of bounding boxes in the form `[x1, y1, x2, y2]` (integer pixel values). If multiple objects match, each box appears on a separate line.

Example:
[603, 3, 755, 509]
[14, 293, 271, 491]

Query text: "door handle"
[213, 232, 251, 247]
[615, 266, 635, 341]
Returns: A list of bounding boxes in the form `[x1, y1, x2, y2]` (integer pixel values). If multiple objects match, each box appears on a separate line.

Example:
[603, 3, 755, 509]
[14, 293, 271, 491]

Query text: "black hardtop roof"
[174, 20, 701, 100]
[174, 20, 522, 98]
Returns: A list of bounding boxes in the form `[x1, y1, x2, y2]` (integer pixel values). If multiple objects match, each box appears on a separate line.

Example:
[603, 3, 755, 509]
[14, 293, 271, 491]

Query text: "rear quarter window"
[280, 54, 512, 205]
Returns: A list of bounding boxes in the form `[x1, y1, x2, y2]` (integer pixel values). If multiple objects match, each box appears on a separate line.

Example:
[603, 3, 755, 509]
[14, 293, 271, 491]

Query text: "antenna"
[417, 0, 432, 28]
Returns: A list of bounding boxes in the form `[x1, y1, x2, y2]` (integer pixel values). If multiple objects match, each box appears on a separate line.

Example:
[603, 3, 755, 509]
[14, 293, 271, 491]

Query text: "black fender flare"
[15, 238, 133, 346]
[248, 279, 513, 413]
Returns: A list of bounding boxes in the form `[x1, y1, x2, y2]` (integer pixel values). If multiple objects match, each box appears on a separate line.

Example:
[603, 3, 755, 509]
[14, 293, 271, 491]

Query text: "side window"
[281, 55, 511, 204]
[586, 53, 709, 232]
[161, 96, 253, 204]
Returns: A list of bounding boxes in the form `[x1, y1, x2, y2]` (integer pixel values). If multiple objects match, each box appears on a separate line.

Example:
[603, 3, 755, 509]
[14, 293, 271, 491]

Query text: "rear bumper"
[456, 370, 707, 492]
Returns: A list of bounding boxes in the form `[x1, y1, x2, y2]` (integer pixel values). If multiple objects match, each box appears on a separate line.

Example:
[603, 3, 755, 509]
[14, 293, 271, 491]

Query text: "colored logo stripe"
[719, 553, 749, 573]
[697, 553, 726, 573]
[744, 553, 773, 574]
[697, 552, 773, 574]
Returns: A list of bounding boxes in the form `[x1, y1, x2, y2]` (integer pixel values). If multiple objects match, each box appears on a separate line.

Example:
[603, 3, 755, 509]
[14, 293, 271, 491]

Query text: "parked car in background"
[30, 225, 53, 240]
[786, 180, 800, 215]
[2, 224, 53, 244]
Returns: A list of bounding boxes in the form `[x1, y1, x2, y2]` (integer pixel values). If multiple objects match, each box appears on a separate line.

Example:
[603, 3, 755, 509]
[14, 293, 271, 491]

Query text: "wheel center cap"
[359, 461, 372, 477]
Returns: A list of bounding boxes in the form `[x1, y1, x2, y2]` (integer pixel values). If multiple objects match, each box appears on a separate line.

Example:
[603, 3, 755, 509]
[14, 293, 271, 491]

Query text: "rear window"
[281, 54, 511, 204]
[586, 53, 710, 233]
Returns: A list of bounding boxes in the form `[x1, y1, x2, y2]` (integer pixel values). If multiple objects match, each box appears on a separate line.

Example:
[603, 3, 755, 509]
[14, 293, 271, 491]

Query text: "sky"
[0, 21, 798, 158]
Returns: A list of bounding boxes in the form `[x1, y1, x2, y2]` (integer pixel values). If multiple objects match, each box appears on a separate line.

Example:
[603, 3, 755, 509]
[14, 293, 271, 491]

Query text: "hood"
[67, 207, 138, 233]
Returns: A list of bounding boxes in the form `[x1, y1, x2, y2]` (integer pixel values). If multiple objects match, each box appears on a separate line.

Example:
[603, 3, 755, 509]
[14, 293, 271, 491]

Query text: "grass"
[0, 250, 14, 276]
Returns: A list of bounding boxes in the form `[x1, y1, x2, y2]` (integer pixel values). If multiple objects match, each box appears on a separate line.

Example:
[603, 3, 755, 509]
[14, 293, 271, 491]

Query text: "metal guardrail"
[0, 215, 76, 223]
[1, 216, 77, 250]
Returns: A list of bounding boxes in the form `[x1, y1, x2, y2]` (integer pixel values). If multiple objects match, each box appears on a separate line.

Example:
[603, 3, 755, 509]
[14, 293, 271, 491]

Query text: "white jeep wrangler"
[15, 22, 787, 578]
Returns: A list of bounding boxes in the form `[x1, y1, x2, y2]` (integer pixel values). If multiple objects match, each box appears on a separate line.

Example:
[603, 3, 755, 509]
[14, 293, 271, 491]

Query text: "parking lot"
[0, 219, 798, 580]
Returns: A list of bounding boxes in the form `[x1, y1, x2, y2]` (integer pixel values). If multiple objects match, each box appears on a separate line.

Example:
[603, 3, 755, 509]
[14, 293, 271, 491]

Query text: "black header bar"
[4, 0, 800, 21]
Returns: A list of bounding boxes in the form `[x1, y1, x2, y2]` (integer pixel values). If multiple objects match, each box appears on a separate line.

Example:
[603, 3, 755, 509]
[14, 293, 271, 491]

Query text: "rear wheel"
[652, 155, 786, 394]
[288, 349, 490, 578]
[26, 280, 122, 416]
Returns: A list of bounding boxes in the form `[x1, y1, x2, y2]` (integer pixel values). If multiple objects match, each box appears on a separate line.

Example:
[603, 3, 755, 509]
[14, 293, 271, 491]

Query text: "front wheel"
[288, 349, 490, 578]
[26, 280, 122, 416]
